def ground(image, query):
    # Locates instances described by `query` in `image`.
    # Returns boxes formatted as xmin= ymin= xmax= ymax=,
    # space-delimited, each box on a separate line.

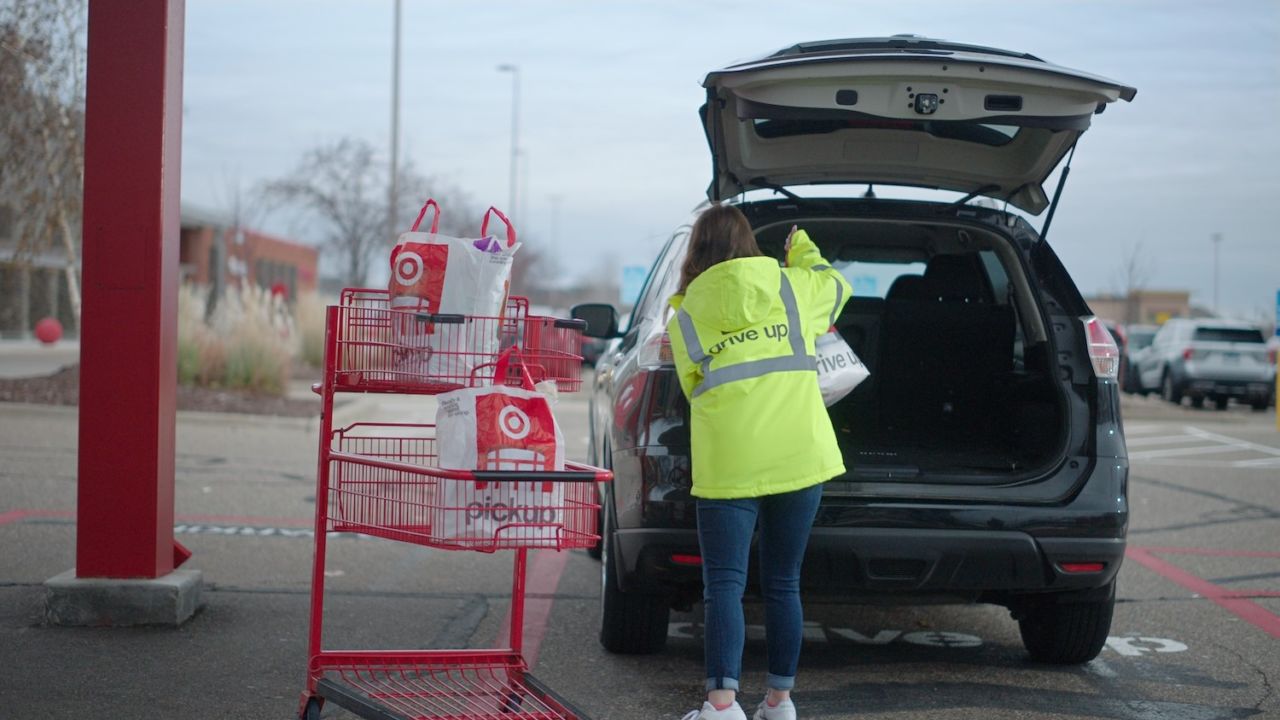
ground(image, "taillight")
xmin=1182 ymin=347 xmax=1195 ymax=361
xmin=1081 ymin=316 xmax=1119 ymax=379
xmin=1059 ymin=562 xmax=1105 ymax=574
xmin=638 ymin=330 xmax=674 ymax=368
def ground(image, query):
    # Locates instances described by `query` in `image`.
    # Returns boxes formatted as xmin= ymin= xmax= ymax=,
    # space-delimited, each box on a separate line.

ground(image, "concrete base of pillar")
xmin=44 ymin=568 xmax=204 ymax=627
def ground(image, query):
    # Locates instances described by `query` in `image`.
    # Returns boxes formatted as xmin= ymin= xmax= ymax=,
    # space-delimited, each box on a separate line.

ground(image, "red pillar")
xmin=77 ymin=0 xmax=185 ymax=578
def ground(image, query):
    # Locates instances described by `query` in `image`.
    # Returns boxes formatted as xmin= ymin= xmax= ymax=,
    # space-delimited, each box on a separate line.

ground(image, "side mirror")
xmin=571 ymin=303 xmax=621 ymax=339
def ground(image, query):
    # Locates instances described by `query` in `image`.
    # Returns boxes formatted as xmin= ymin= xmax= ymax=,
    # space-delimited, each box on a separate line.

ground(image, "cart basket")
xmin=331 ymin=289 xmax=585 ymax=394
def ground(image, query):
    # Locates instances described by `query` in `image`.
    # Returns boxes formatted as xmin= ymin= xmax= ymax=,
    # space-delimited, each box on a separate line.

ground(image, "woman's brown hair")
xmin=677 ymin=204 xmax=762 ymax=294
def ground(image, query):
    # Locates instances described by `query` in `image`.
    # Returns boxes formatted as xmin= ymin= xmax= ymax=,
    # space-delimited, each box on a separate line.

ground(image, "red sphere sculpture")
xmin=34 ymin=317 xmax=63 ymax=345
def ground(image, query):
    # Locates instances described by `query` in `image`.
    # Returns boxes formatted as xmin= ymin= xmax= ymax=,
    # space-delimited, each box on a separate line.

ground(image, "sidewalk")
xmin=0 ymin=387 xmax=593 ymax=719
xmin=0 ymin=339 xmax=80 ymax=379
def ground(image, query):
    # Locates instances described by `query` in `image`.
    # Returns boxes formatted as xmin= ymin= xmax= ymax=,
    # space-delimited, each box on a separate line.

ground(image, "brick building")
xmin=178 ymin=205 xmax=318 ymax=301
xmin=1085 ymin=289 xmax=1193 ymax=326
xmin=0 ymin=203 xmax=318 ymax=338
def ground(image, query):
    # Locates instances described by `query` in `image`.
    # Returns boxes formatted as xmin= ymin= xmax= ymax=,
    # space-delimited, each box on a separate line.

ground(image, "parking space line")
xmin=492 ymin=549 xmax=570 ymax=668
xmin=1126 ymin=546 xmax=1280 ymax=640
xmin=1125 ymin=434 xmax=1208 ymax=448
xmin=1183 ymin=426 xmax=1280 ymax=457
xmin=1128 ymin=444 xmax=1252 ymax=460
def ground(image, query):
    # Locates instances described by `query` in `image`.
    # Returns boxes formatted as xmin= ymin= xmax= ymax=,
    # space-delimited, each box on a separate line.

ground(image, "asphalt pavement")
xmin=1 ymin=385 xmax=1278 ymax=719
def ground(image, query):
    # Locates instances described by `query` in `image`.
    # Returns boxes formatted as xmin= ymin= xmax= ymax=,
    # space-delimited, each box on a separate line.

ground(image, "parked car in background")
xmin=1133 ymin=318 xmax=1275 ymax=410
xmin=1120 ymin=323 xmax=1157 ymax=394
xmin=574 ymin=35 xmax=1134 ymax=665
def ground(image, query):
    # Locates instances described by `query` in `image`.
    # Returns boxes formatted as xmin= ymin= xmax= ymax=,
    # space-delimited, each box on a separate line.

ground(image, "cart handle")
xmin=480 ymin=206 xmax=517 ymax=247
xmin=327 ymin=450 xmax=611 ymax=483
xmin=409 ymin=198 xmax=441 ymax=233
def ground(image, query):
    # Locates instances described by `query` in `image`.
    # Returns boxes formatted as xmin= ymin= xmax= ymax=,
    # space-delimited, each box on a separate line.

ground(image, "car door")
xmin=701 ymin=35 xmax=1135 ymax=213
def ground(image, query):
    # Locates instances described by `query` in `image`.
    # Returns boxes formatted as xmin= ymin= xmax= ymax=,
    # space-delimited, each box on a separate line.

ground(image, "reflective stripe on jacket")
xmin=666 ymin=230 xmax=852 ymax=499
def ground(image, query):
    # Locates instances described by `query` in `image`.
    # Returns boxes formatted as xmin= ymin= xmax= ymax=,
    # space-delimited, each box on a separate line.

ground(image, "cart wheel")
xmin=502 ymin=691 xmax=523 ymax=713
xmin=300 ymin=698 xmax=322 ymax=720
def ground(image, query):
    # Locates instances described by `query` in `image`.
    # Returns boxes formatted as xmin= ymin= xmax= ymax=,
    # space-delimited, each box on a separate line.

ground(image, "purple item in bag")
xmin=473 ymin=236 xmax=502 ymax=253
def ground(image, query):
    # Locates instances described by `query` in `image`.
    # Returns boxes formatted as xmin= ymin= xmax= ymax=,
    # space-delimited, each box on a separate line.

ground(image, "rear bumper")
xmin=1182 ymin=377 xmax=1273 ymax=400
xmin=614 ymin=527 xmax=1123 ymax=600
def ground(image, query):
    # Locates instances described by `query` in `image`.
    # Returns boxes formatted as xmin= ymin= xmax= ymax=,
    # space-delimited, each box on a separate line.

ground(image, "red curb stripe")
xmin=1136 ymin=545 xmax=1280 ymax=559
xmin=0 ymin=510 xmax=29 ymax=526
xmin=493 ymin=550 xmax=571 ymax=668
xmin=1126 ymin=547 xmax=1280 ymax=639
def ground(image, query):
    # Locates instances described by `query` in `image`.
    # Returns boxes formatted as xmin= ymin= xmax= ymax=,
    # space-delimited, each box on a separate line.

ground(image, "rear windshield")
xmin=1192 ymin=327 xmax=1265 ymax=344
xmin=833 ymin=260 xmax=927 ymax=298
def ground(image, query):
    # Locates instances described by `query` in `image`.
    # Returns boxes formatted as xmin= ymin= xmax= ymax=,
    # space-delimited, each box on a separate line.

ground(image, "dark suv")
xmin=573 ymin=36 xmax=1135 ymax=665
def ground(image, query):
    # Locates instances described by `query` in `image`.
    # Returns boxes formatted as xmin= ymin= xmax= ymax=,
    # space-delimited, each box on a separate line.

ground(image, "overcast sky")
xmin=180 ymin=0 xmax=1280 ymax=321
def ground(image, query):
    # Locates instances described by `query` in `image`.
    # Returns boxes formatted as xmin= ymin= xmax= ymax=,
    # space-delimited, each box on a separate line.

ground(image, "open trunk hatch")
xmin=703 ymin=36 xmax=1136 ymax=213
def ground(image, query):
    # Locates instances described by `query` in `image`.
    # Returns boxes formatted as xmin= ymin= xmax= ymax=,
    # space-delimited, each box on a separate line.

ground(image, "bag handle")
xmin=493 ymin=346 xmax=536 ymax=390
xmin=410 ymin=198 xmax=441 ymax=233
xmin=480 ymin=206 xmax=517 ymax=247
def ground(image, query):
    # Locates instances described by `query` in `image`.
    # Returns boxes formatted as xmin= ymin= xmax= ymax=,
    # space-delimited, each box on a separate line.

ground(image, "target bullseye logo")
xmin=394 ymin=250 xmax=424 ymax=286
xmin=498 ymin=405 xmax=531 ymax=440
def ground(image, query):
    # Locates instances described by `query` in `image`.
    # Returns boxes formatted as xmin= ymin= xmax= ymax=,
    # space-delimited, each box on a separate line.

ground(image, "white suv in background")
xmin=1134 ymin=318 xmax=1275 ymax=410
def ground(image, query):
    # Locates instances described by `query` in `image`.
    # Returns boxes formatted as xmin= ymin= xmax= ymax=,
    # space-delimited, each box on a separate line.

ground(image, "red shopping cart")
xmin=332 ymin=289 xmax=585 ymax=394
xmin=299 ymin=296 xmax=610 ymax=720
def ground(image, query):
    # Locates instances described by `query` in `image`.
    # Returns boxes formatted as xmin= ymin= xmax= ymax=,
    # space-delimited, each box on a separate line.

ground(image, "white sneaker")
xmin=753 ymin=698 xmax=797 ymax=720
xmin=681 ymin=701 xmax=748 ymax=720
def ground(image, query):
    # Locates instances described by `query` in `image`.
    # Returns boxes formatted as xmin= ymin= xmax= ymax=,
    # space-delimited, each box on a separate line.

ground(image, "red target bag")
xmin=435 ymin=349 xmax=565 ymax=473
xmin=388 ymin=199 xmax=519 ymax=317
xmin=434 ymin=350 xmax=566 ymax=545
xmin=387 ymin=200 xmax=520 ymax=383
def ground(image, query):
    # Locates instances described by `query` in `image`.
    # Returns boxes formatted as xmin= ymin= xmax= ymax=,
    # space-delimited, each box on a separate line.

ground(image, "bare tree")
xmin=0 ymin=0 xmax=87 ymax=326
xmin=1111 ymin=241 xmax=1156 ymax=324
xmin=261 ymin=137 xmax=480 ymax=287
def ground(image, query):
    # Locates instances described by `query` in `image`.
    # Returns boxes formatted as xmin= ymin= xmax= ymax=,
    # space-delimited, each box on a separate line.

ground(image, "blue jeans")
xmin=697 ymin=483 xmax=823 ymax=693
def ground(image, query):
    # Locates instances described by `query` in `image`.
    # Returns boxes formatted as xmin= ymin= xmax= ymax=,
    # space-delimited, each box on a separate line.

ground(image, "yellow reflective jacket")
xmin=666 ymin=230 xmax=852 ymax=499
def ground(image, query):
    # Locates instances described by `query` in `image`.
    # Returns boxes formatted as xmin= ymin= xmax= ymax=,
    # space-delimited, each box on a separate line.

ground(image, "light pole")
xmin=497 ymin=64 xmax=519 ymax=222
xmin=1212 ymin=232 xmax=1222 ymax=315
xmin=388 ymin=0 xmax=402 ymax=237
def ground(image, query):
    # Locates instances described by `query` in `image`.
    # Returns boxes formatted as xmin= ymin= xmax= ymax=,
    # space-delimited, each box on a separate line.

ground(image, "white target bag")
xmin=434 ymin=352 xmax=566 ymax=544
xmin=815 ymin=329 xmax=869 ymax=407
xmin=387 ymin=201 xmax=520 ymax=384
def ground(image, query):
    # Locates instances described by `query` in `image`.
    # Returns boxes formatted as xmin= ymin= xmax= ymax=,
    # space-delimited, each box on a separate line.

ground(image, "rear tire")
xmin=1018 ymin=582 xmax=1115 ymax=664
xmin=599 ymin=500 xmax=670 ymax=654
xmin=1161 ymin=371 xmax=1183 ymax=406
xmin=1252 ymin=398 xmax=1271 ymax=411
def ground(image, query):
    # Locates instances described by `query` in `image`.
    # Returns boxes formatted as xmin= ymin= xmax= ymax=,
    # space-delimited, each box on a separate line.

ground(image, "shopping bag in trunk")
xmin=387 ymin=201 xmax=520 ymax=384
xmin=815 ymin=329 xmax=869 ymax=407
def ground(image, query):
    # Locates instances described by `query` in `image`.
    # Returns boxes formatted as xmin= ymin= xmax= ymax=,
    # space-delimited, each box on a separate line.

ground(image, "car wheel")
xmin=1161 ymin=371 xmax=1183 ymax=406
xmin=599 ymin=497 xmax=670 ymax=654
xmin=1017 ymin=582 xmax=1115 ymax=664
xmin=1251 ymin=398 xmax=1271 ymax=411
xmin=1215 ymin=397 xmax=1229 ymax=411
xmin=1191 ymin=396 xmax=1205 ymax=409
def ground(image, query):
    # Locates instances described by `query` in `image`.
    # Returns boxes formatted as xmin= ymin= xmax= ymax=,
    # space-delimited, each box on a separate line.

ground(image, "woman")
xmin=667 ymin=204 xmax=851 ymax=720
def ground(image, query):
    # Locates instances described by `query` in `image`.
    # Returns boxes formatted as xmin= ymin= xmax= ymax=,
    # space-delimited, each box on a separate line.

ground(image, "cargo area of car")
xmin=754 ymin=213 xmax=1068 ymax=480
